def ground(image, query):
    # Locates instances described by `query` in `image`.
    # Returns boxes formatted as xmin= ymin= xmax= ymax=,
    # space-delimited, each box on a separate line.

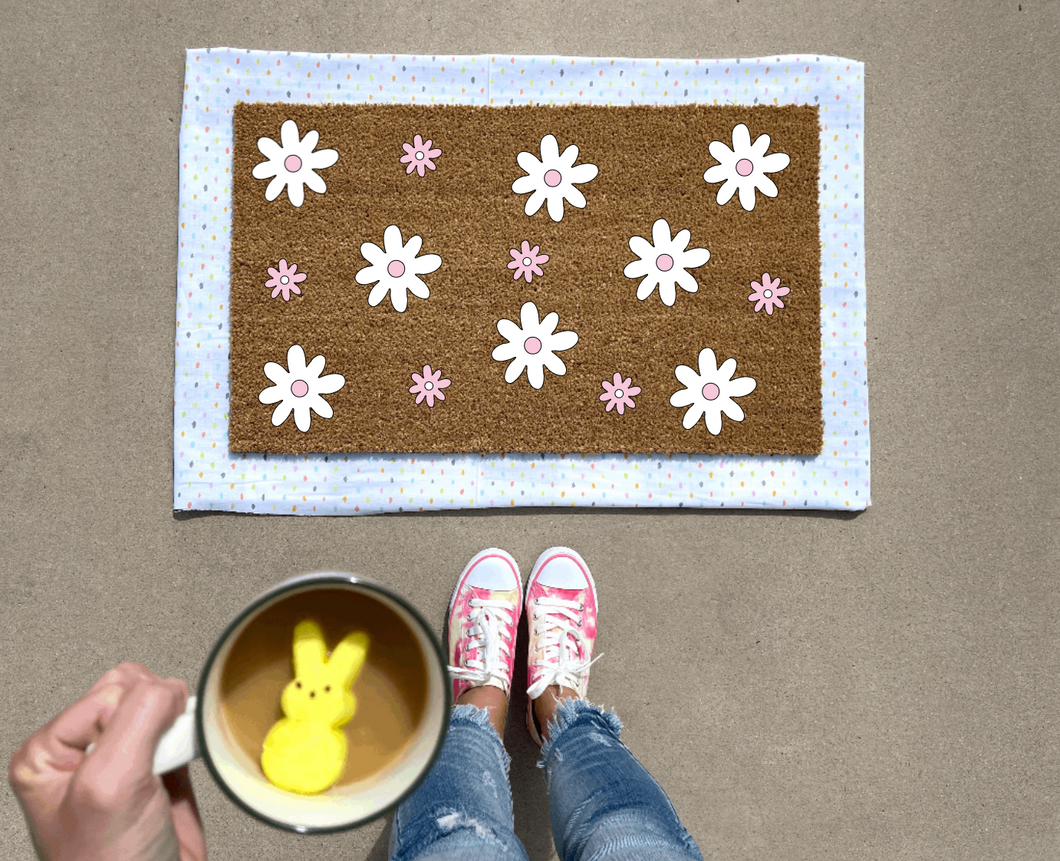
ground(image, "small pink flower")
xmin=508 ymin=241 xmax=549 ymax=283
xmin=409 ymin=364 xmax=451 ymax=407
xmin=748 ymin=272 xmax=790 ymax=315
xmin=400 ymin=134 xmax=442 ymax=177
xmin=265 ymin=259 xmax=307 ymax=301
xmin=600 ymin=373 xmax=641 ymax=415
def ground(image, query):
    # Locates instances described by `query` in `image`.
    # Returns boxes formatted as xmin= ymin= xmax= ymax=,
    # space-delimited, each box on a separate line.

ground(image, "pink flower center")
xmin=543 ymin=169 xmax=562 ymax=187
xmin=280 ymin=275 xmax=290 ymax=285
xmin=291 ymin=380 xmax=310 ymax=398
xmin=387 ymin=260 xmax=406 ymax=278
xmin=736 ymin=158 xmax=754 ymax=177
xmin=614 ymin=389 xmax=624 ymax=399
xmin=701 ymin=383 xmax=720 ymax=401
xmin=656 ymin=254 xmax=674 ymax=272
xmin=423 ymin=380 xmax=434 ymax=391
xmin=415 ymin=151 xmax=425 ymax=160
xmin=763 ymin=289 xmax=773 ymax=298
xmin=523 ymin=257 xmax=533 ymax=266
xmin=524 ymin=337 xmax=543 ymax=355
xmin=284 ymin=154 xmax=303 ymax=173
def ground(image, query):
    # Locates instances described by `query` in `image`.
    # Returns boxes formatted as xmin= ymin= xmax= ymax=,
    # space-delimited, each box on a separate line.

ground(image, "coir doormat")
xmin=227 ymin=102 xmax=823 ymax=455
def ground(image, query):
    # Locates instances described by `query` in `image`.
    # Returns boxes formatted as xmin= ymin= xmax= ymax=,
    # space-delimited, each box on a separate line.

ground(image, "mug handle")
xmin=85 ymin=696 xmax=199 ymax=776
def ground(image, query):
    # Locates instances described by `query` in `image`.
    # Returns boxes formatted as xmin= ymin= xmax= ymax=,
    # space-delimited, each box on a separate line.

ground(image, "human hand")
xmin=8 ymin=662 xmax=207 ymax=861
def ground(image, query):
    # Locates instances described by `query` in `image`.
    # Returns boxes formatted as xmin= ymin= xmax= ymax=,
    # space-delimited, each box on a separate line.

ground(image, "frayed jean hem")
xmin=450 ymin=703 xmax=512 ymax=779
xmin=388 ymin=704 xmax=522 ymax=860
xmin=392 ymin=700 xmax=703 ymax=860
xmin=536 ymin=698 xmax=624 ymax=771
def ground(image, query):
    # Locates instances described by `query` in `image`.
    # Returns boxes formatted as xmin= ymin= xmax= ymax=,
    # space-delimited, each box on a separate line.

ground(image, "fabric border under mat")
xmin=175 ymin=48 xmax=869 ymax=513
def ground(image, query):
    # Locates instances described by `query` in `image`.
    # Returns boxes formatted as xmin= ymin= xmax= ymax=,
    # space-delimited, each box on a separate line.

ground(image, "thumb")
xmin=86 ymin=679 xmax=187 ymax=787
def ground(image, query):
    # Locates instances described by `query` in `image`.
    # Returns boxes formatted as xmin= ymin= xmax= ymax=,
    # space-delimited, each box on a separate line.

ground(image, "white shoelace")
xmin=526 ymin=596 xmax=604 ymax=700
xmin=447 ymin=598 xmax=516 ymax=689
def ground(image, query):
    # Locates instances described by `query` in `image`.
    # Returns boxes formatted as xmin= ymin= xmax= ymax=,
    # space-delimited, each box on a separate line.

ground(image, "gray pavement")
xmin=2 ymin=2 xmax=1058 ymax=859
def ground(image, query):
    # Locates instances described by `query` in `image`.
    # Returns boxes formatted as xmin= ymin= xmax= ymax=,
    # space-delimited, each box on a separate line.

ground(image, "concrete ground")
xmin=2 ymin=2 xmax=1057 ymax=859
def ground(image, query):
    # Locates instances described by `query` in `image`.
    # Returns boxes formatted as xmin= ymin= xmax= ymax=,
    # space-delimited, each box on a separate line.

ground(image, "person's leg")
xmin=525 ymin=548 xmax=704 ymax=861
xmin=389 ymin=549 xmax=528 ymax=861
xmin=458 ymin=681 xmax=507 ymax=739
xmin=534 ymin=691 xmax=704 ymax=861
xmin=388 ymin=703 xmax=527 ymax=861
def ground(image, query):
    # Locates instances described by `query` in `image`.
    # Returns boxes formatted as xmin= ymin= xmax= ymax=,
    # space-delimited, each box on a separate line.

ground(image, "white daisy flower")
xmin=355 ymin=225 xmax=442 ymax=312
xmin=703 ymin=123 xmax=790 ymax=211
xmin=512 ymin=134 xmax=599 ymax=222
xmin=623 ymin=218 xmax=711 ymax=307
xmin=252 ymin=119 xmax=339 ymax=208
xmin=258 ymin=345 xmax=346 ymax=433
xmin=492 ymin=301 xmax=579 ymax=389
xmin=669 ymin=348 xmax=757 ymax=434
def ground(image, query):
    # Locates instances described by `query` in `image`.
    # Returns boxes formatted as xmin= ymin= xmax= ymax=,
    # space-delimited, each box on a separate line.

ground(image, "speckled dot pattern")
xmin=176 ymin=49 xmax=868 ymax=513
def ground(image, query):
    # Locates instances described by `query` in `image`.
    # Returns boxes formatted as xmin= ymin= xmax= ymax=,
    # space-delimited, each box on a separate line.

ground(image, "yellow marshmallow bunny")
xmin=261 ymin=619 xmax=370 ymax=795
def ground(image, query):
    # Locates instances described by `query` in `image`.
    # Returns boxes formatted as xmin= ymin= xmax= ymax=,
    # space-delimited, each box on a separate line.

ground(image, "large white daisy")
xmin=512 ymin=134 xmax=598 ymax=222
xmin=669 ymin=348 xmax=757 ymax=434
xmin=252 ymin=119 xmax=339 ymax=208
xmin=624 ymin=218 xmax=711 ymax=307
xmin=258 ymin=345 xmax=346 ymax=433
xmin=492 ymin=301 xmax=579 ymax=389
xmin=703 ymin=123 xmax=790 ymax=211
xmin=355 ymin=225 xmax=442 ymax=312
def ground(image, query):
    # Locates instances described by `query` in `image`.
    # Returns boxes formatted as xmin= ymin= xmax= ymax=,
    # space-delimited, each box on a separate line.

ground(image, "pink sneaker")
xmin=525 ymin=547 xmax=603 ymax=747
xmin=445 ymin=549 xmax=523 ymax=703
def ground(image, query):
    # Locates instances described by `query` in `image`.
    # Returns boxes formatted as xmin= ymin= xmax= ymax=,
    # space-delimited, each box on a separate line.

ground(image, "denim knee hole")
xmin=536 ymin=698 xmax=624 ymax=771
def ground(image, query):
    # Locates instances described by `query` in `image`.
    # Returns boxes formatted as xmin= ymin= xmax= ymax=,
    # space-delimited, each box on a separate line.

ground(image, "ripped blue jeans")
xmin=388 ymin=699 xmax=704 ymax=861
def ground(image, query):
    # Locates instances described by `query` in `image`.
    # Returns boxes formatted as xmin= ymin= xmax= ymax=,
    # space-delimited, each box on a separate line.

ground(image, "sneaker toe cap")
xmin=534 ymin=551 xmax=590 ymax=589
xmin=462 ymin=551 xmax=520 ymax=590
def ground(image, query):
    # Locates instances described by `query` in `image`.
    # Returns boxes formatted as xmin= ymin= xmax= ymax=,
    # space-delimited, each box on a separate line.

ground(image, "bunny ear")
xmin=327 ymin=631 xmax=370 ymax=688
xmin=292 ymin=619 xmax=327 ymax=677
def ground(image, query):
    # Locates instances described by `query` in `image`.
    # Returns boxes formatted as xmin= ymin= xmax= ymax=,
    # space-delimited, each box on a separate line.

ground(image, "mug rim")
xmin=195 ymin=572 xmax=452 ymax=834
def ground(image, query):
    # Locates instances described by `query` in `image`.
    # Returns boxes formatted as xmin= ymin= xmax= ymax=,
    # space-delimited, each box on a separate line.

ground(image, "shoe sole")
xmin=525 ymin=547 xmax=598 ymax=748
xmin=444 ymin=548 xmax=523 ymax=700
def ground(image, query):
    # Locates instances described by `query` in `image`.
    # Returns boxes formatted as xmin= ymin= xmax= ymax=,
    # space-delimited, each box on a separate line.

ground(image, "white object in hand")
xmin=85 ymin=696 xmax=199 ymax=776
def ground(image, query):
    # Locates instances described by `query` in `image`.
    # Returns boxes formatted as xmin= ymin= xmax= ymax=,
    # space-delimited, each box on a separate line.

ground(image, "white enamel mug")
xmin=88 ymin=572 xmax=451 ymax=834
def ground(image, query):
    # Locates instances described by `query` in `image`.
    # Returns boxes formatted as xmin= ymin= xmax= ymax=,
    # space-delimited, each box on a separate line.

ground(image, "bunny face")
xmin=279 ymin=619 xmax=369 ymax=726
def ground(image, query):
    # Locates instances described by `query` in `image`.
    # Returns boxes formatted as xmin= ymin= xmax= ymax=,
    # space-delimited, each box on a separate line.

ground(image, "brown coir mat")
xmin=227 ymin=102 xmax=822 ymax=455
